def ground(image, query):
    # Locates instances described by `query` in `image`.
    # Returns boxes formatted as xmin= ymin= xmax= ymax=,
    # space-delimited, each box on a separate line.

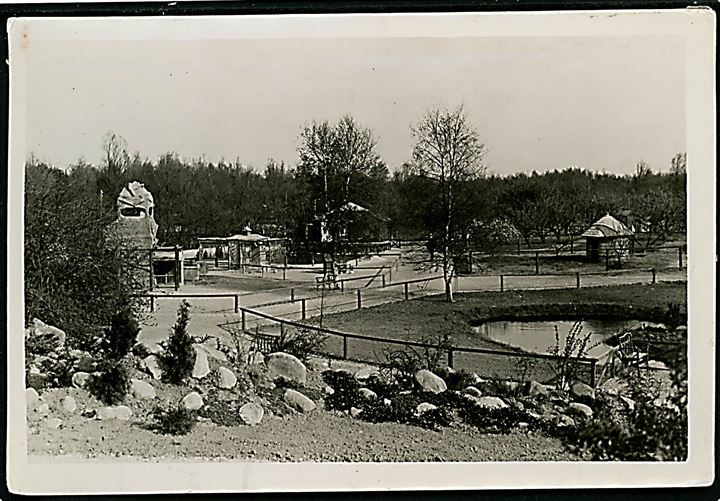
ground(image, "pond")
xmin=472 ymin=319 xmax=647 ymax=358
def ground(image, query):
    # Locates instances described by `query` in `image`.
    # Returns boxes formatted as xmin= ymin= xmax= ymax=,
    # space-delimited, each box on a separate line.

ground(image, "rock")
xmin=571 ymin=382 xmax=595 ymax=400
xmin=568 ymin=402 xmax=593 ymax=418
xmin=416 ymin=402 xmax=438 ymax=413
xmin=463 ymin=386 xmax=482 ymax=398
xmin=358 ymin=388 xmax=377 ymax=400
xmin=238 ymin=403 xmax=264 ymax=425
xmin=266 ymin=352 xmax=307 ymax=384
xmin=26 ymin=388 xmax=40 ymax=408
xmin=383 ymin=398 xmax=392 ymax=406
xmin=114 ymin=406 xmax=132 ymax=421
xmin=619 ymin=395 xmax=636 ymax=412
xmin=130 ymin=379 xmax=157 ymax=399
xmin=283 ymin=389 xmax=316 ymax=413
xmin=306 ymin=358 xmax=329 ymax=371
xmin=29 ymin=318 xmax=66 ymax=349
xmin=181 ymin=391 xmax=204 ymax=411
xmin=192 ymin=345 xmax=211 ymax=379
xmin=476 ymin=396 xmax=509 ymax=409
xmin=599 ymin=377 xmax=627 ymax=397
xmin=97 ymin=407 xmax=116 ymax=420
xmin=324 ymin=386 xmax=335 ymax=395
xmin=71 ymin=371 xmax=92 ymax=389
xmin=526 ymin=380 xmax=550 ymax=397
xmin=556 ymin=414 xmax=576 ymax=428
xmin=142 ymin=355 xmax=162 ymax=380
xmin=414 ymin=369 xmax=447 ymax=394
xmin=675 ymin=325 xmax=687 ymax=333
xmin=44 ymin=418 xmax=63 ymax=430
xmin=248 ymin=351 xmax=265 ymax=365
xmin=61 ymin=396 xmax=77 ymax=413
xmin=350 ymin=407 xmax=363 ymax=418
xmin=36 ymin=403 xmax=50 ymax=415
xmin=216 ymin=367 xmax=237 ymax=389
xmin=354 ymin=367 xmax=379 ymax=379
xmin=648 ymin=360 xmax=669 ymax=370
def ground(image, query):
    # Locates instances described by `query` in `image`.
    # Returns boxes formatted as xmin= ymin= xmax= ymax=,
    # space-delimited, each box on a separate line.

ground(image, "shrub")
xmin=272 ymin=326 xmax=327 ymax=362
xmin=161 ymin=301 xmax=196 ymax=385
xmin=152 ymin=405 xmax=197 ymax=435
xmin=322 ymin=370 xmax=364 ymax=412
xmin=413 ymin=406 xmax=454 ymax=430
xmin=435 ymin=368 xmax=475 ymax=392
xmin=88 ymin=358 xmax=131 ymax=405
xmin=380 ymin=334 xmax=452 ymax=390
xmin=546 ymin=321 xmax=594 ymax=390
xmin=361 ymin=393 xmax=420 ymax=425
xmin=104 ymin=306 xmax=140 ymax=360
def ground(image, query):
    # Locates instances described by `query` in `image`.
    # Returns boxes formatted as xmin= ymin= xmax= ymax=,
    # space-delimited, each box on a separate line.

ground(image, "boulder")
xmin=526 ymin=380 xmax=550 ymax=397
xmin=476 ymin=396 xmax=509 ymax=409
xmin=26 ymin=388 xmax=41 ymax=409
xmin=71 ymin=371 xmax=92 ymax=389
xmin=571 ymin=382 xmax=595 ymax=400
xmin=619 ymin=395 xmax=636 ymax=412
xmin=130 ymin=379 xmax=157 ymax=399
xmin=181 ymin=391 xmax=204 ymax=411
xmin=192 ymin=345 xmax=211 ymax=379
xmin=238 ymin=402 xmax=264 ymax=425
xmin=358 ymin=388 xmax=377 ymax=400
xmin=283 ymin=389 xmax=316 ymax=413
xmin=36 ymin=403 xmax=50 ymax=415
xmin=61 ymin=396 xmax=77 ymax=414
xmin=555 ymin=414 xmax=576 ymax=428
xmin=383 ymin=398 xmax=392 ymax=406
xmin=414 ymin=369 xmax=447 ymax=394
xmin=416 ymin=402 xmax=438 ymax=414
xmin=324 ymin=386 xmax=335 ymax=396
xmin=463 ymin=386 xmax=482 ymax=398
xmin=216 ymin=367 xmax=237 ymax=389
xmin=45 ymin=418 xmax=63 ymax=430
xmin=29 ymin=318 xmax=66 ymax=349
xmin=350 ymin=407 xmax=362 ymax=418
xmin=114 ymin=406 xmax=133 ymax=421
xmin=142 ymin=355 xmax=162 ymax=380
xmin=97 ymin=407 xmax=116 ymax=420
xmin=568 ymin=402 xmax=593 ymax=418
xmin=266 ymin=352 xmax=307 ymax=384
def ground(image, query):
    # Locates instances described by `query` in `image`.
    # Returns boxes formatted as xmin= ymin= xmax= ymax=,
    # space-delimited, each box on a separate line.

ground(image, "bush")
xmin=322 ymin=370 xmax=364 ymax=412
xmin=435 ymin=368 xmax=475 ymax=392
xmin=380 ymin=334 xmax=451 ymax=390
xmin=104 ymin=306 xmax=140 ymax=360
xmin=546 ymin=321 xmax=593 ymax=390
xmin=272 ymin=326 xmax=327 ymax=362
xmin=88 ymin=358 xmax=131 ymax=405
xmin=152 ymin=405 xmax=197 ymax=435
xmin=361 ymin=393 xmax=421 ymax=425
xmin=161 ymin=301 xmax=196 ymax=384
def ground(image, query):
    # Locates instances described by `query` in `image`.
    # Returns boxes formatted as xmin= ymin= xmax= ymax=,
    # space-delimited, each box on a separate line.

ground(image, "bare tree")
xmin=410 ymin=106 xmax=486 ymax=302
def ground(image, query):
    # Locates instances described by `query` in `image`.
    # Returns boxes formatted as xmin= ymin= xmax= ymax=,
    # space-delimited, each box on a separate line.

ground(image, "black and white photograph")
xmin=5 ymin=9 xmax=715 ymax=494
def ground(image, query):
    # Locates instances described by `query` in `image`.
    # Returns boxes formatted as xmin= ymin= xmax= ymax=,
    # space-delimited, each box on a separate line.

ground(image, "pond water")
xmin=472 ymin=319 xmax=646 ymax=358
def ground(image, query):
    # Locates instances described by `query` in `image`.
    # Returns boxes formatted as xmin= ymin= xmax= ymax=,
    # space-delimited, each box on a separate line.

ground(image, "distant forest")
xmin=25 ymin=125 xmax=686 ymax=253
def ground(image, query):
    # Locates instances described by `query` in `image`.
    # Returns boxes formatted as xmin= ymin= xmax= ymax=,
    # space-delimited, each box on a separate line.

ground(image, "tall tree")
xmin=410 ymin=105 xmax=486 ymax=301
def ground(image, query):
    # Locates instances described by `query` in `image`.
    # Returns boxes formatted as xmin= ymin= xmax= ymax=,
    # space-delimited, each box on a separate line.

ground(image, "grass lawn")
xmin=315 ymin=282 xmax=687 ymax=384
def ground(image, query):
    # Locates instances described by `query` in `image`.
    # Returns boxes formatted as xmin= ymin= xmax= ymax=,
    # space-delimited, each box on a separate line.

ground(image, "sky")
xmin=24 ymin=34 xmax=686 ymax=176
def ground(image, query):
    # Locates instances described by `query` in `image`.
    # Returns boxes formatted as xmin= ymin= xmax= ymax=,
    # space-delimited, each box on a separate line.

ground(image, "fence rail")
xmin=220 ymin=306 xmax=600 ymax=387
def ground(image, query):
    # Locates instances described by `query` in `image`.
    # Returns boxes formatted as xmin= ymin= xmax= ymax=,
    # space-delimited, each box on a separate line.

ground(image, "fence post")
xmin=605 ymin=249 xmax=609 ymax=272
xmin=382 ymin=273 xmax=386 ymax=287
xmin=535 ymin=252 xmax=539 ymax=275
xmin=651 ymin=268 xmax=656 ymax=284
xmin=678 ymin=246 xmax=683 ymax=269
xmin=290 ymin=288 xmax=295 ymax=303
xmin=280 ymin=321 xmax=285 ymax=339
xmin=283 ymin=266 xmax=286 ymax=280
xmin=500 ymin=275 xmax=504 ymax=292
xmin=404 ymin=282 xmax=409 ymax=300
xmin=150 ymin=295 xmax=155 ymax=313
xmin=357 ymin=289 xmax=362 ymax=309
xmin=590 ymin=359 xmax=597 ymax=388
xmin=389 ymin=267 xmax=392 ymax=283
xmin=241 ymin=310 xmax=246 ymax=331
xmin=174 ymin=246 xmax=180 ymax=291
xmin=343 ymin=335 xmax=348 ymax=360
xmin=234 ymin=295 xmax=239 ymax=313
xmin=301 ymin=299 xmax=306 ymax=320
xmin=576 ymin=272 xmax=580 ymax=289
xmin=340 ymin=280 xmax=345 ymax=292
xmin=261 ymin=266 xmax=265 ymax=278
xmin=447 ymin=348 xmax=454 ymax=369
xmin=149 ymin=249 xmax=154 ymax=291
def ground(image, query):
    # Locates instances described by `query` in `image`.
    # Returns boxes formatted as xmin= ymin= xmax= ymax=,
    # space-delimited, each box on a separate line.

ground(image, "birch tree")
xmin=411 ymin=106 xmax=486 ymax=302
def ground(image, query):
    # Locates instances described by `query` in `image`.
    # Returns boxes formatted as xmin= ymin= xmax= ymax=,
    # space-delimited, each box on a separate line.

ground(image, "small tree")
xmin=104 ymin=306 xmax=140 ymax=360
xmin=161 ymin=301 xmax=196 ymax=384
xmin=410 ymin=105 xmax=486 ymax=301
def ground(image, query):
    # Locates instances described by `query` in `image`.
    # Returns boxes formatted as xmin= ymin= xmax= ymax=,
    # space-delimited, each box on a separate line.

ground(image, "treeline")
xmin=27 ymin=126 xmax=686 ymax=253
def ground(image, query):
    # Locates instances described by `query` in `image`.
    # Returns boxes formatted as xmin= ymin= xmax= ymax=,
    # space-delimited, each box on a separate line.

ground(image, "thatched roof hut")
xmin=582 ymin=214 xmax=633 ymax=263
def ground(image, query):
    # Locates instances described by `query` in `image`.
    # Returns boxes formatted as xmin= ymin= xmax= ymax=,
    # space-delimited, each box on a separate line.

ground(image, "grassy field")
xmin=314 ymin=282 xmax=687 ymax=384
